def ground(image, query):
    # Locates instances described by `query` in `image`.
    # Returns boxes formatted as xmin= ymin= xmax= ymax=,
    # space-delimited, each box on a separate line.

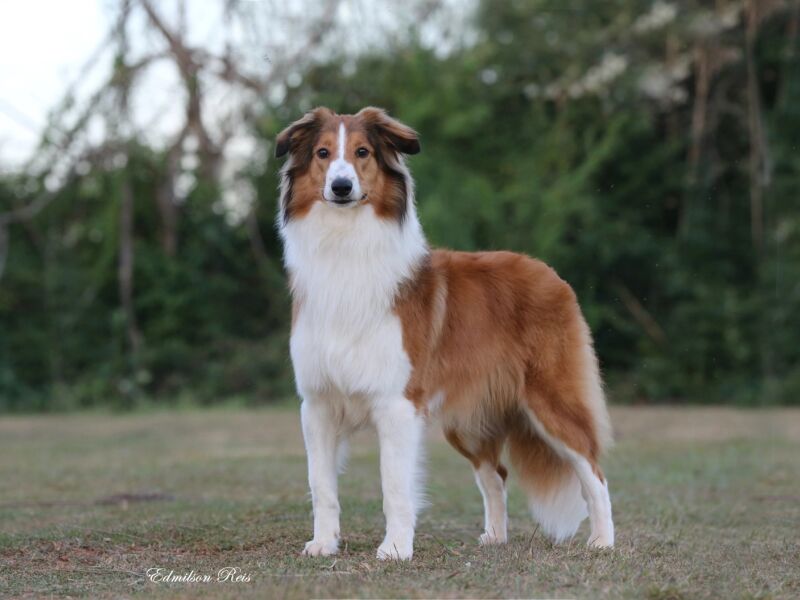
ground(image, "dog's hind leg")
xmin=445 ymin=430 xmax=508 ymax=545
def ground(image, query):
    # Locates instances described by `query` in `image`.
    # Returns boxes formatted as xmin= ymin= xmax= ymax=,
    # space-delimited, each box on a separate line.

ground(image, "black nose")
xmin=331 ymin=178 xmax=353 ymax=198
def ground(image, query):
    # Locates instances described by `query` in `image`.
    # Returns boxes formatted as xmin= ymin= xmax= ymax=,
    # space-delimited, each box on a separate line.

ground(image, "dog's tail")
xmin=508 ymin=428 xmax=588 ymax=542
xmin=509 ymin=325 xmax=612 ymax=543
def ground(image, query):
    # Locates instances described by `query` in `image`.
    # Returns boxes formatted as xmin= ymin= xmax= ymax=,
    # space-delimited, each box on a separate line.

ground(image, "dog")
xmin=275 ymin=107 xmax=614 ymax=560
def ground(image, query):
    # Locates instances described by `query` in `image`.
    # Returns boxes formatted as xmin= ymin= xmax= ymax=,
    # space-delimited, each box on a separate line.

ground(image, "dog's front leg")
xmin=373 ymin=398 xmax=424 ymax=561
xmin=300 ymin=398 xmax=341 ymax=557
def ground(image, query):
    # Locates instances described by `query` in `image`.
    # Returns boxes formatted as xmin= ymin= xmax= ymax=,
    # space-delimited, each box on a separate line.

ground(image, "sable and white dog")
xmin=276 ymin=107 xmax=614 ymax=561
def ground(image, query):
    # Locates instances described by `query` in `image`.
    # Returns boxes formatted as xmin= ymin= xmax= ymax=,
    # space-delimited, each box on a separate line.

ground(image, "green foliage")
xmin=0 ymin=146 xmax=293 ymax=411
xmin=1 ymin=1 xmax=799 ymax=409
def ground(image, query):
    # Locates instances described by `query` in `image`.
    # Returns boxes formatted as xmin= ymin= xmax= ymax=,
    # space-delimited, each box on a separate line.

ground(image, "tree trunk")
xmin=119 ymin=175 xmax=143 ymax=356
xmin=745 ymin=0 xmax=770 ymax=256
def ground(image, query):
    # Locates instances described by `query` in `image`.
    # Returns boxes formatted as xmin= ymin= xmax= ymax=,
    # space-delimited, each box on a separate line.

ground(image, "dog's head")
xmin=275 ymin=107 xmax=420 ymax=224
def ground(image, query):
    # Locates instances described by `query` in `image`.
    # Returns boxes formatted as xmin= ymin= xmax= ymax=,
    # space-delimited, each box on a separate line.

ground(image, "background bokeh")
xmin=1 ymin=0 xmax=798 ymax=411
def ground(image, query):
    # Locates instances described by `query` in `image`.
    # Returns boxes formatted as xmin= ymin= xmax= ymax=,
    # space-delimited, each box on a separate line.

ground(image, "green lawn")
xmin=1 ymin=406 xmax=798 ymax=599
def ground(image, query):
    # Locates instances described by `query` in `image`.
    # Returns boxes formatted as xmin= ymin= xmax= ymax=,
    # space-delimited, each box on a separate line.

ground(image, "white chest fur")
xmin=281 ymin=202 xmax=428 ymax=399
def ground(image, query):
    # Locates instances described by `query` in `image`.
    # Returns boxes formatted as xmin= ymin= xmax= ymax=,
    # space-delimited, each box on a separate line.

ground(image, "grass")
xmin=1 ymin=405 xmax=798 ymax=599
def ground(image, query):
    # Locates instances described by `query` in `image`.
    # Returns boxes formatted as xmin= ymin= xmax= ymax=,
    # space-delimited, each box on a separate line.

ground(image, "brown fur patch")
xmin=444 ymin=428 xmax=508 ymax=480
xmin=276 ymin=107 xmax=337 ymax=222
xmin=394 ymin=250 xmax=609 ymax=478
xmin=507 ymin=423 xmax=573 ymax=493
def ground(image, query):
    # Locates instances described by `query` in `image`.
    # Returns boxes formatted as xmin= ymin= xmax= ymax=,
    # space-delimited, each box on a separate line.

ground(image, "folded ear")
xmin=357 ymin=107 xmax=421 ymax=155
xmin=275 ymin=107 xmax=333 ymax=158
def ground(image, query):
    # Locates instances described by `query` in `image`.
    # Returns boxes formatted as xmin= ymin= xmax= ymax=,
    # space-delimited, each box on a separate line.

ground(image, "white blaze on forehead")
xmin=337 ymin=122 xmax=346 ymax=160
xmin=323 ymin=120 xmax=361 ymax=202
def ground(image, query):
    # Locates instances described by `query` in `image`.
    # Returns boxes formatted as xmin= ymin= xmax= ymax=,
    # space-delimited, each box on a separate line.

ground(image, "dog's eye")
xmin=356 ymin=147 xmax=369 ymax=158
xmin=316 ymin=148 xmax=329 ymax=159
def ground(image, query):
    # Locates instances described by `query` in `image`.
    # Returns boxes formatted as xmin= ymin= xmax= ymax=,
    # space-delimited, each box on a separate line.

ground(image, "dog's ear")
xmin=357 ymin=107 xmax=421 ymax=155
xmin=275 ymin=107 xmax=333 ymax=158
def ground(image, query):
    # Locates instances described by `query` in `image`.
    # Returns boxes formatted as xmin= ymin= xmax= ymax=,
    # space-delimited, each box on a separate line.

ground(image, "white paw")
xmin=376 ymin=538 xmax=413 ymax=561
xmin=588 ymin=534 xmax=614 ymax=548
xmin=302 ymin=538 xmax=339 ymax=557
xmin=479 ymin=531 xmax=507 ymax=546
